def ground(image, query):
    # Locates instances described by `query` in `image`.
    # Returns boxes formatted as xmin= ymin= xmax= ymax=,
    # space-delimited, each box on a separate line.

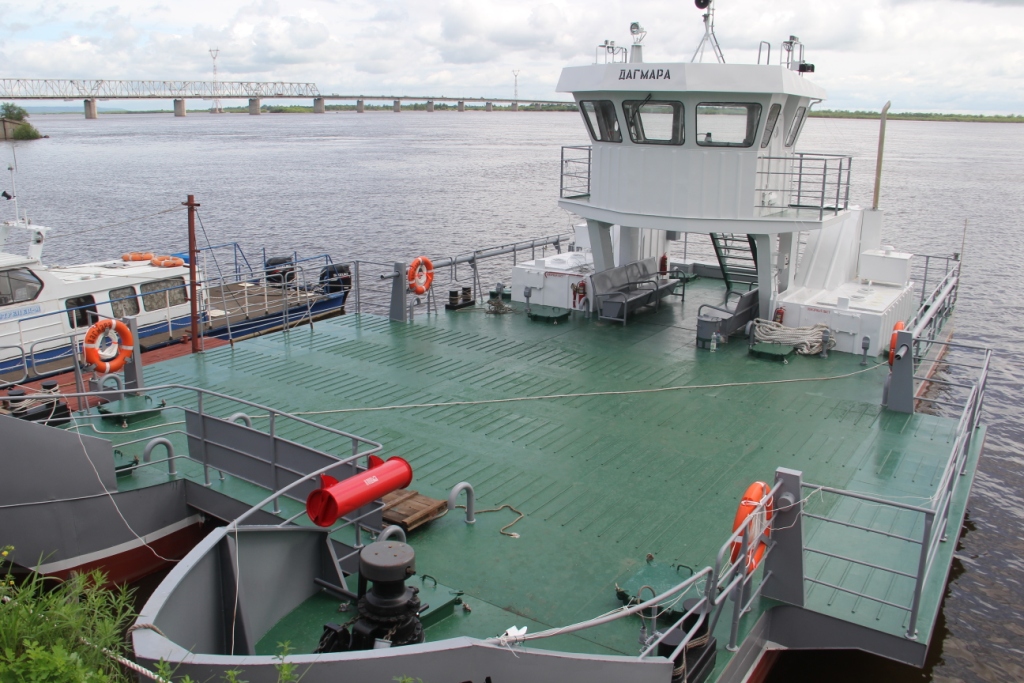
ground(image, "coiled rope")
xmin=752 ymin=318 xmax=837 ymax=356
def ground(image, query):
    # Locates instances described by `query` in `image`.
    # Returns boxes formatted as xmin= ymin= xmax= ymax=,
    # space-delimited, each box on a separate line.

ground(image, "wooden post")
xmin=183 ymin=195 xmax=201 ymax=353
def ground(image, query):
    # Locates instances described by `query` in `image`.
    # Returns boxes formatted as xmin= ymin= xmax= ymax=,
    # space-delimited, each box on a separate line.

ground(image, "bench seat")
xmin=591 ymin=258 xmax=681 ymax=324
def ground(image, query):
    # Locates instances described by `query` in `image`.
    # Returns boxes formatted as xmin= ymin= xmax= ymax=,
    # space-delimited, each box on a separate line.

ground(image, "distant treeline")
xmin=810 ymin=109 xmax=1024 ymax=123
xmin=99 ymin=103 xmax=579 ymax=114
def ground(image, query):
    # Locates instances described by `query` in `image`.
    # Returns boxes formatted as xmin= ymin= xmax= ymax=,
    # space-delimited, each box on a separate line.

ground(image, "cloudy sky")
xmin=1 ymin=0 xmax=1021 ymax=113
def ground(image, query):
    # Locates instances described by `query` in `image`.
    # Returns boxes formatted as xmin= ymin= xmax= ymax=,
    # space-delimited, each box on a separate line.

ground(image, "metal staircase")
xmin=710 ymin=233 xmax=759 ymax=292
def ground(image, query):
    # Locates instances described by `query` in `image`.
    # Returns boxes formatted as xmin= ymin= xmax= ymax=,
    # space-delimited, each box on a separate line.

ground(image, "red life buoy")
xmin=407 ymin=256 xmax=434 ymax=295
xmin=889 ymin=321 xmax=905 ymax=366
xmin=730 ymin=481 xmax=773 ymax=574
xmin=151 ymin=255 xmax=185 ymax=268
xmin=83 ymin=319 xmax=134 ymax=374
xmin=122 ymin=252 xmax=155 ymax=262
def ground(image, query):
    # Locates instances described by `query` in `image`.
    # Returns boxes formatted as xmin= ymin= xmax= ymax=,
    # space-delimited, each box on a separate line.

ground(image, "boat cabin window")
xmin=140 ymin=277 xmax=187 ymax=312
xmin=761 ymin=103 xmax=782 ymax=148
xmin=0 ymin=268 xmax=43 ymax=306
xmin=785 ymin=106 xmax=807 ymax=147
xmin=696 ymin=103 xmax=762 ymax=148
xmin=65 ymin=295 xmax=98 ymax=328
xmin=579 ymin=101 xmax=622 ymax=142
xmin=622 ymin=100 xmax=684 ymax=145
xmin=109 ymin=286 xmax=140 ymax=318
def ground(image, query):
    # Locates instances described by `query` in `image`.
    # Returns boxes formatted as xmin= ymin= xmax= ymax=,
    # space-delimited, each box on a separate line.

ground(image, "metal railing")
xmin=910 ymin=254 xmax=959 ymax=312
xmin=802 ymin=336 xmax=989 ymax=639
xmin=756 ymin=152 xmax=853 ymax=219
xmin=561 ymin=145 xmax=592 ymax=199
xmin=484 ymin=480 xmax=783 ymax=661
xmin=347 ymin=233 xmax=570 ymax=318
xmin=59 ymin=383 xmax=382 ymax=519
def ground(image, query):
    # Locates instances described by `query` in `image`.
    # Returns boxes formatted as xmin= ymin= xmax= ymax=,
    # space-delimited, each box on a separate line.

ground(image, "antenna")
xmin=512 ymin=70 xmax=520 ymax=101
xmin=691 ymin=0 xmax=725 ymax=64
xmin=210 ymin=48 xmax=222 ymax=113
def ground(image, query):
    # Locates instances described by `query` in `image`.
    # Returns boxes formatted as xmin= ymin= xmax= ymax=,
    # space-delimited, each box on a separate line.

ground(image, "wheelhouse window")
xmin=761 ymin=103 xmax=782 ymax=148
xmin=0 ymin=268 xmax=43 ymax=305
xmin=109 ymin=286 xmax=140 ymax=318
xmin=622 ymin=99 xmax=684 ymax=145
xmin=696 ymin=103 xmax=763 ymax=148
xmin=65 ymin=295 xmax=97 ymax=328
xmin=785 ymin=106 xmax=808 ymax=147
xmin=579 ymin=100 xmax=622 ymax=142
xmin=140 ymin=277 xmax=188 ymax=312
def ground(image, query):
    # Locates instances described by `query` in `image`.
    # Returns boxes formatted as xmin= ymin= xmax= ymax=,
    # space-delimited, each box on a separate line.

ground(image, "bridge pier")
xmin=485 ymin=102 xmax=493 ymax=112
xmin=458 ymin=100 xmax=465 ymax=112
xmin=249 ymin=98 xmax=261 ymax=115
xmin=84 ymin=98 xmax=98 ymax=119
xmin=393 ymin=99 xmax=401 ymax=113
xmin=426 ymin=100 xmax=434 ymax=112
xmin=313 ymin=97 xmax=325 ymax=113
xmin=173 ymin=99 xmax=186 ymax=117
xmin=356 ymin=99 xmax=364 ymax=113
xmin=511 ymin=102 xmax=518 ymax=112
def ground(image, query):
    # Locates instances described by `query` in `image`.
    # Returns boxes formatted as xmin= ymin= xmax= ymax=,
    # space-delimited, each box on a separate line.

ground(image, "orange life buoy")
xmin=888 ymin=321 xmax=905 ymax=366
xmin=407 ymin=256 xmax=434 ymax=295
xmin=83 ymin=319 xmax=135 ymax=374
xmin=150 ymin=255 xmax=185 ymax=268
xmin=122 ymin=252 xmax=155 ymax=262
xmin=730 ymin=481 xmax=774 ymax=574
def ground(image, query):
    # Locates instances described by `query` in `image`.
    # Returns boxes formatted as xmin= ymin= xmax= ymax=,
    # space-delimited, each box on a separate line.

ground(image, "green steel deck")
xmin=107 ymin=278 xmax=972 ymax=675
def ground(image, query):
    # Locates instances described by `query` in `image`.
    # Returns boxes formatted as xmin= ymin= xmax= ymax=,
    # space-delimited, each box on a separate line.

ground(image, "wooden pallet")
xmin=382 ymin=489 xmax=447 ymax=532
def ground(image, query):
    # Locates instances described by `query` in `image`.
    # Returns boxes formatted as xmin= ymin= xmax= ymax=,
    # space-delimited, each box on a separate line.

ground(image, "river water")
xmin=6 ymin=110 xmax=1024 ymax=682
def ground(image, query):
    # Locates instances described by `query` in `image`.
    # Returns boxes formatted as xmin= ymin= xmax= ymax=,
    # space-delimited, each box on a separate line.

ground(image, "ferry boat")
xmin=0 ymin=210 xmax=352 ymax=389
xmin=0 ymin=8 xmax=985 ymax=683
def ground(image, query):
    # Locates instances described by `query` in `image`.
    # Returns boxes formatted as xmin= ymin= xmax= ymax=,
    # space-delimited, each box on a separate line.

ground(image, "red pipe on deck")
xmin=306 ymin=457 xmax=412 ymax=527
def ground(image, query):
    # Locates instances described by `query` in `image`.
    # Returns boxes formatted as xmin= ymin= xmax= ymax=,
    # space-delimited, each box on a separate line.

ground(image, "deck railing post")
xmin=906 ymin=512 xmax=933 ymax=640
xmin=886 ymin=329 xmax=916 ymax=414
xmin=762 ymin=467 xmax=805 ymax=607
xmin=921 ymin=256 xmax=930 ymax=306
xmin=796 ymin=154 xmax=804 ymax=206
xmin=71 ymin=334 xmax=86 ymax=399
xmin=388 ymin=262 xmax=407 ymax=323
xmin=353 ymin=261 xmax=361 ymax=315
xmin=727 ymin=532 xmax=749 ymax=650
xmin=198 ymin=392 xmax=211 ymax=486
xmin=269 ymin=411 xmax=280 ymax=514
xmin=818 ymin=160 xmax=827 ymax=220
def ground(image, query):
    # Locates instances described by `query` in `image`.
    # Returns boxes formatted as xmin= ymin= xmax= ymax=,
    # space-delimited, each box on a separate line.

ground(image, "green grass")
xmin=0 ymin=545 xmax=136 ymax=682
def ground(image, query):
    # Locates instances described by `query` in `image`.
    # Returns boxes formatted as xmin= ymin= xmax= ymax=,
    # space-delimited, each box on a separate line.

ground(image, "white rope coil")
xmin=752 ymin=318 xmax=837 ymax=356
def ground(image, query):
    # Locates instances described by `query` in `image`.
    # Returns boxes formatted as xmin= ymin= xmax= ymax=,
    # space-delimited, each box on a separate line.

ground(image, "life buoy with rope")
xmin=407 ymin=256 xmax=434 ymax=295
xmin=150 ymin=255 xmax=185 ymax=268
xmin=888 ymin=321 xmax=905 ymax=366
xmin=730 ymin=481 xmax=773 ymax=574
xmin=83 ymin=319 xmax=134 ymax=374
xmin=122 ymin=252 xmax=154 ymax=262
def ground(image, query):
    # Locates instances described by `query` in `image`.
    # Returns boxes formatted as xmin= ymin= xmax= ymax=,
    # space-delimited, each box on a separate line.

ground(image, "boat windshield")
xmin=761 ymin=103 xmax=782 ymax=148
xmin=696 ymin=103 xmax=762 ymax=148
xmin=622 ymin=100 xmax=684 ymax=145
xmin=786 ymin=106 xmax=808 ymax=147
xmin=0 ymin=268 xmax=43 ymax=306
xmin=579 ymin=100 xmax=622 ymax=143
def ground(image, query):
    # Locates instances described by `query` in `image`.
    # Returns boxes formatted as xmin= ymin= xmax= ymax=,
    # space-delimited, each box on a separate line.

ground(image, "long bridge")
xmin=0 ymin=79 xmax=573 ymax=118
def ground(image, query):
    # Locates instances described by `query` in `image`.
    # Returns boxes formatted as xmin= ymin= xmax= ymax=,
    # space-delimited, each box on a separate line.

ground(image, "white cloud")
xmin=0 ymin=0 xmax=1021 ymax=112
